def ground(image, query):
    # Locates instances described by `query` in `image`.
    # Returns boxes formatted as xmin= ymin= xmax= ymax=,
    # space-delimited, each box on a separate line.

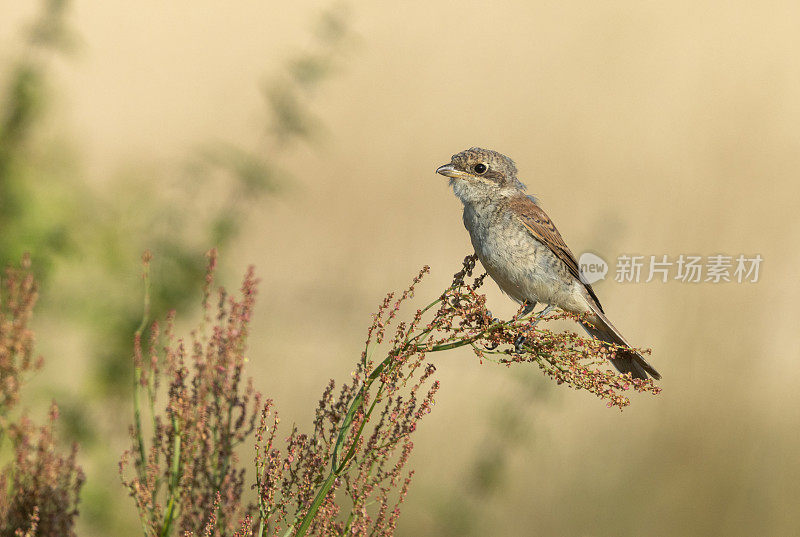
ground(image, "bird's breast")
xmin=462 ymin=203 xmax=580 ymax=309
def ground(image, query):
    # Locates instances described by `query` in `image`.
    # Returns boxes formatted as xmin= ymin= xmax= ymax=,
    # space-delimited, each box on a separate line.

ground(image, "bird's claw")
xmin=538 ymin=304 xmax=555 ymax=320
xmin=514 ymin=335 xmax=527 ymax=352
xmin=519 ymin=300 xmax=537 ymax=318
xmin=483 ymin=309 xmax=501 ymax=327
xmin=486 ymin=309 xmax=499 ymax=322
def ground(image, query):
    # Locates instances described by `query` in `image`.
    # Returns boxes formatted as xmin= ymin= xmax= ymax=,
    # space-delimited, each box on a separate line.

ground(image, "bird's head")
xmin=436 ymin=147 xmax=526 ymax=204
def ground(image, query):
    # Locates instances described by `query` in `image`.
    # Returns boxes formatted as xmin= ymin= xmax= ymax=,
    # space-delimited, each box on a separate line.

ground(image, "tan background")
xmin=2 ymin=1 xmax=799 ymax=535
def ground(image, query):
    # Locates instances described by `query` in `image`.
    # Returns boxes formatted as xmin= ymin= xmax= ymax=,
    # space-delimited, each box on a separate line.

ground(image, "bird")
xmin=436 ymin=147 xmax=660 ymax=380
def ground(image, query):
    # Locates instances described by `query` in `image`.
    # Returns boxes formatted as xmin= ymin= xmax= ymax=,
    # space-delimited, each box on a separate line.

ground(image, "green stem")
xmin=331 ymin=388 xmax=365 ymax=470
xmin=291 ymin=314 xmax=502 ymax=535
xmin=419 ymin=328 xmax=495 ymax=352
xmin=337 ymin=386 xmax=383 ymax=472
xmin=294 ymin=471 xmax=336 ymax=536
xmin=160 ymin=416 xmax=182 ymax=537
xmin=295 ymin=356 xmax=395 ymax=537
xmin=341 ymin=509 xmax=356 ymax=535
xmin=132 ymin=256 xmax=151 ymax=483
xmin=132 ymin=366 xmax=147 ymax=480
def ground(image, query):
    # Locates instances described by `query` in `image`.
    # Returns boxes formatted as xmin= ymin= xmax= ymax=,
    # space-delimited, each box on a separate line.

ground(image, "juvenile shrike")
xmin=437 ymin=147 xmax=660 ymax=380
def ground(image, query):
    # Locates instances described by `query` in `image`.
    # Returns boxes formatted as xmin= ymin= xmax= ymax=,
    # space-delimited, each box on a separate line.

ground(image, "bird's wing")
xmin=508 ymin=194 xmax=604 ymax=313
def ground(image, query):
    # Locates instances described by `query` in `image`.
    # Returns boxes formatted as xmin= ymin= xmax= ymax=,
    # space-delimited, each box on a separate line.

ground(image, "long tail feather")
xmin=580 ymin=304 xmax=661 ymax=381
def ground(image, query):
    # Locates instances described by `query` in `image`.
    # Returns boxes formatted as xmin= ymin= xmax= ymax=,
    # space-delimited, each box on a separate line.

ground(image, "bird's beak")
xmin=436 ymin=164 xmax=468 ymax=179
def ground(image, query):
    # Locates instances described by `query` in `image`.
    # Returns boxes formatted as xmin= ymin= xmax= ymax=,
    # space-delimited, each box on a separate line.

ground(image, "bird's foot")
xmin=518 ymin=300 xmax=537 ymax=319
xmin=514 ymin=305 xmax=555 ymax=352
xmin=531 ymin=305 xmax=555 ymax=326
xmin=484 ymin=309 xmax=501 ymax=326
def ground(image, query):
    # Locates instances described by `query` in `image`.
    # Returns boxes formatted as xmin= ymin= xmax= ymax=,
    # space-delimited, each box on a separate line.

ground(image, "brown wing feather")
xmin=508 ymin=195 xmax=604 ymax=313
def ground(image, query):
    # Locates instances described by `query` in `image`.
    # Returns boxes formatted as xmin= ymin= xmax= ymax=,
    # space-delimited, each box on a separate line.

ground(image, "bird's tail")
xmin=580 ymin=304 xmax=661 ymax=381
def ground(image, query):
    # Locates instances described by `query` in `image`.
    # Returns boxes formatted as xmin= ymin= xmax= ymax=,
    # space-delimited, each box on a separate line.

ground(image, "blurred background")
xmin=2 ymin=0 xmax=799 ymax=535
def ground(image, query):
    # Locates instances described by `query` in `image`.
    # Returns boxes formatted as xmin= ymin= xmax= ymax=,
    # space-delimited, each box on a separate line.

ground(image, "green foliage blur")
xmin=0 ymin=1 xmax=352 ymax=535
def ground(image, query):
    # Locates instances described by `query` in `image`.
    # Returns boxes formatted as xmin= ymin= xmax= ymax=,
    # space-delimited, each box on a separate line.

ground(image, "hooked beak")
xmin=436 ymin=164 xmax=469 ymax=179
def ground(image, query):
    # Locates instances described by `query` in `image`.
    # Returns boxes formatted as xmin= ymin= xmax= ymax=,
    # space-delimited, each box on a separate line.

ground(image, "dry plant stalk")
xmin=121 ymin=252 xmax=660 ymax=537
xmin=120 ymin=250 xmax=262 ymax=537
xmin=0 ymin=257 xmax=41 ymax=431
xmin=441 ymin=255 xmax=662 ymax=410
xmin=0 ymin=258 xmax=84 ymax=537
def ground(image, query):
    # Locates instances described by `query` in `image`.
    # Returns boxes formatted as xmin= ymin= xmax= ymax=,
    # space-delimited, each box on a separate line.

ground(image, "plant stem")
xmin=295 ymin=355 xmax=394 ymax=537
xmin=290 ymin=303 xmax=499 ymax=535
xmin=133 ymin=255 xmax=151 ymax=484
xmin=293 ymin=471 xmax=336 ymax=536
xmin=160 ymin=415 xmax=182 ymax=537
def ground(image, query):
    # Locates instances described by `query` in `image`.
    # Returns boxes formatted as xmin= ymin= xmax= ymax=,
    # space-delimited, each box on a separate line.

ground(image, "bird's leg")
xmin=484 ymin=309 xmax=500 ymax=325
xmin=519 ymin=300 xmax=537 ymax=319
xmin=481 ymin=308 xmax=502 ymax=350
xmin=531 ymin=304 xmax=554 ymax=326
xmin=487 ymin=302 xmax=534 ymax=351
xmin=514 ymin=304 xmax=555 ymax=352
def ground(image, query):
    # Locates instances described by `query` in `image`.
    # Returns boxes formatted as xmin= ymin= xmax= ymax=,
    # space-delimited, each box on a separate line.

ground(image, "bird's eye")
xmin=474 ymin=163 xmax=487 ymax=174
